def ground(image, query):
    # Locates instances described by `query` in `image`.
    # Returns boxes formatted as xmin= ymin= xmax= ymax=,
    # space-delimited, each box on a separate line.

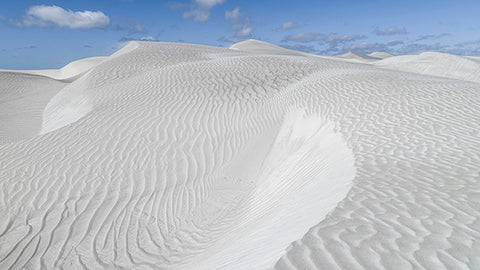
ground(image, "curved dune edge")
xmin=0 ymin=72 xmax=67 ymax=145
xmin=188 ymin=111 xmax=355 ymax=269
xmin=0 ymin=56 xmax=107 ymax=140
xmin=39 ymin=42 xmax=142 ymax=134
xmin=40 ymin=75 xmax=94 ymax=134
xmin=0 ymin=57 xmax=107 ymax=82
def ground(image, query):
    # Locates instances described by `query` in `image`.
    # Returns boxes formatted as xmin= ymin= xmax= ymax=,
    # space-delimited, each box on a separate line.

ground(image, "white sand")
xmin=373 ymin=52 xmax=480 ymax=83
xmin=333 ymin=50 xmax=480 ymax=84
xmin=0 ymin=40 xmax=479 ymax=269
xmin=231 ymin=39 xmax=307 ymax=56
xmin=0 ymin=72 xmax=65 ymax=145
xmin=368 ymin=51 xmax=395 ymax=59
xmin=336 ymin=51 xmax=382 ymax=62
xmin=0 ymin=56 xmax=107 ymax=82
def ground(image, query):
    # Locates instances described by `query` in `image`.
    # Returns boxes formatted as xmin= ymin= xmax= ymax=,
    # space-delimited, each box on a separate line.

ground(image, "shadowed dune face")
xmin=0 ymin=72 xmax=66 ymax=145
xmin=0 ymin=41 xmax=479 ymax=269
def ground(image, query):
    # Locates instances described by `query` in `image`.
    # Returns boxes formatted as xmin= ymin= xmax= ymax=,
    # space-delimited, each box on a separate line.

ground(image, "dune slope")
xmin=368 ymin=51 xmax=395 ymax=59
xmin=0 ymin=57 xmax=107 ymax=82
xmin=0 ymin=72 xmax=66 ymax=145
xmin=0 ymin=41 xmax=479 ymax=269
xmin=336 ymin=50 xmax=381 ymax=62
xmin=374 ymin=52 xmax=480 ymax=83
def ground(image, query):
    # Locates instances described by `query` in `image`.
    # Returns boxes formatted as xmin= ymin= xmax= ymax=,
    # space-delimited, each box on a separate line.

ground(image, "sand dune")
xmin=0 ymin=73 xmax=66 ymax=145
xmin=368 ymin=51 xmax=395 ymax=59
xmin=333 ymin=50 xmax=480 ymax=84
xmin=336 ymin=50 xmax=381 ymax=62
xmin=231 ymin=39 xmax=307 ymax=56
xmin=0 ymin=57 xmax=107 ymax=82
xmin=0 ymin=40 xmax=479 ymax=269
xmin=373 ymin=52 xmax=480 ymax=83
xmin=0 ymin=56 xmax=106 ymax=145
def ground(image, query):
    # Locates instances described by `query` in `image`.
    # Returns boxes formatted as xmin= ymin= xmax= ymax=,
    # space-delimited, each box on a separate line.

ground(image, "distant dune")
xmin=373 ymin=52 xmax=480 ymax=83
xmin=333 ymin=50 xmax=480 ymax=84
xmin=0 ymin=40 xmax=479 ymax=269
xmin=336 ymin=50 xmax=382 ymax=62
xmin=368 ymin=51 xmax=395 ymax=59
xmin=231 ymin=39 xmax=306 ymax=56
xmin=0 ymin=57 xmax=107 ymax=82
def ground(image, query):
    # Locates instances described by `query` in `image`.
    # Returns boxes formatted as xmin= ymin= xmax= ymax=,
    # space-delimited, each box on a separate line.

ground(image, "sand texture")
xmin=333 ymin=50 xmax=480 ymax=84
xmin=0 ymin=40 xmax=479 ymax=269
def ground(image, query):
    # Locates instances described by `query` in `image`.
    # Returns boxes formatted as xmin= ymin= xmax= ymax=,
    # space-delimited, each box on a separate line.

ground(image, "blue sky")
xmin=1 ymin=0 xmax=479 ymax=69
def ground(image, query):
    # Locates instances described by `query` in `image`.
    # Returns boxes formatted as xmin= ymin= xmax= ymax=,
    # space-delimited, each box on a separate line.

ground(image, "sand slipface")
xmin=0 ymin=40 xmax=479 ymax=269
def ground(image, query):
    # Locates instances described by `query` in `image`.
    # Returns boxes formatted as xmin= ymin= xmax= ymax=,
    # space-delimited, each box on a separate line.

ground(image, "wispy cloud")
xmin=394 ymin=43 xmax=448 ymax=54
xmin=387 ymin=40 xmax=404 ymax=47
xmin=415 ymin=33 xmax=450 ymax=42
xmin=455 ymin=38 xmax=480 ymax=47
xmin=282 ymin=32 xmax=366 ymax=55
xmin=348 ymin=42 xmax=389 ymax=53
xmin=452 ymin=38 xmax=480 ymax=54
xmin=281 ymin=21 xmax=300 ymax=30
xmin=283 ymin=32 xmax=323 ymax=42
xmin=374 ymin=26 xmax=407 ymax=36
xmin=113 ymin=20 xmax=146 ymax=34
xmin=221 ymin=7 xmax=253 ymax=43
xmin=280 ymin=44 xmax=317 ymax=53
xmin=341 ymin=41 xmax=471 ymax=56
xmin=120 ymin=36 xmax=158 ymax=42
xmin=16 ymin=45 xmax=38 ymax=50
xmin=4 ymin=5 xmax=110 ymax=29
xmin=284 ymin=32 xmax=365 ymax=43
xmin=169 ymin=0 xmax=224 ymax=22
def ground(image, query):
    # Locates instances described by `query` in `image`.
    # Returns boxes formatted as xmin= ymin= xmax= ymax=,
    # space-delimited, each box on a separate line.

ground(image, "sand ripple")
xmin=0 ymin=41 xmax=479 ymax=269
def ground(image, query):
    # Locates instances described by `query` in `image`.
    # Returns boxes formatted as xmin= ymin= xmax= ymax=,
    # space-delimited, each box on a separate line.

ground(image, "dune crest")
xmin=230 ymin=39 xmax=306 ymax=56
xmin=0 ymin=57 xmax=106 ymax=82
xmin=336 ymin=50 xmax=381 ymax=62
xmin=374 ymin=51 xmax=480 ymax=83
xmin=332 ymin=49 xmax=480 ymax=84
xmin=368 ymin=51 xmax=395 ymax=59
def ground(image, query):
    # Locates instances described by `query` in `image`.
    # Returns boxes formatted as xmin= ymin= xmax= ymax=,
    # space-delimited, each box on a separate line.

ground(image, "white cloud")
xmin=140 ymin=36 xmax=157 ymax=41
xmin=174 ymin=0 xmax=224 ymax=22
xmin=456 ymin=38 xmax=480 ymax=47
xmin=280 ymin=44 xmax=317 ymax=53
xmin=223 ymin=7 xmax=253 ymax=42
xmin=374 ymin=26 xmax=407 ymax=36
xmin=132 ymin=22 xmax=146 ymax=33
xmin=325 ymin=33 xmax=364 ymax=42
xmin=281 ymin=21 xmax=299 ymax=30
xmin=195 ymin=0 xmax=224 ymax=8
xmin=349 ymin=42 xmax=389 ymax=53
xmin=225 ymin=7 xmax=240 ymax=21
xmin=119 ymin=36 xmax=158 ymax=42
xmin=113 ymin=20 xmax=146 ymax=33
xmin=415 ymin=33 xmax=450 ymax=42
xmin=19 ymin=5 xmax=110 ymax=29
xmin=283 ymin=32 xmax=324 ymax=42
xmin=284 ymin=32 xmax=364 ymax=43
xmin=236 ymin=26 xmax=253 ymax=37
xmin=182 ymin=9 xmax=209 ymax=22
